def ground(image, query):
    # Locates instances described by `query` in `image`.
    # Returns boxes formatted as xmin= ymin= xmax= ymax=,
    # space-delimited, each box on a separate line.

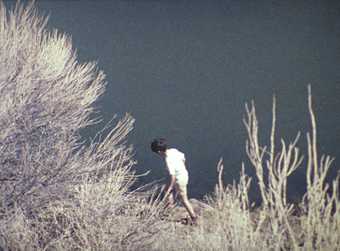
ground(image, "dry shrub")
xmin=243 ymin=86 xmax=339 ymax=250
xmin=0 ymin=1 xmax=162 ymax=250
xmin=300 ymin=87 xmax=340 ymax=250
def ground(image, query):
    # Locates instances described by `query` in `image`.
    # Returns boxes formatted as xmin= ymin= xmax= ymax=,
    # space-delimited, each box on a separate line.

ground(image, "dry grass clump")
xmin=0 ymin=1 xmax=162 ymax=250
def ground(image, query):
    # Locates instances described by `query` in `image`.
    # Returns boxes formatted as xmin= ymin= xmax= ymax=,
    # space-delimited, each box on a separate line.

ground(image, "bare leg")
xmin=177 ymin=184 xmax=197 ymax=221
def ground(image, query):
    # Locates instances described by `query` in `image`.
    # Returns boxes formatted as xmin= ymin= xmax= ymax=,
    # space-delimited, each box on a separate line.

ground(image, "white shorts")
xmin=167 ymin=173 xmax=189 ymax=205
xmin=175 ymin=173 xmax=188 ymax=194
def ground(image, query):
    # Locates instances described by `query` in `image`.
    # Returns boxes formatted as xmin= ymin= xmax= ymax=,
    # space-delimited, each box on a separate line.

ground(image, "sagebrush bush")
xmin=0 ymin=1 xmax=162 ymax=250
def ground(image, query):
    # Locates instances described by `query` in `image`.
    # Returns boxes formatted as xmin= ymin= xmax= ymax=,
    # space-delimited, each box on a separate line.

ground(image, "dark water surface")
xmin=7 ymin=0 xmax=340 ymax=200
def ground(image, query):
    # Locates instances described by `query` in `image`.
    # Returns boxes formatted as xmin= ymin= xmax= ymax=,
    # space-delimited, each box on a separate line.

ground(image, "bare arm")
xmin=163 ymin=175 xmax=176 ymax=200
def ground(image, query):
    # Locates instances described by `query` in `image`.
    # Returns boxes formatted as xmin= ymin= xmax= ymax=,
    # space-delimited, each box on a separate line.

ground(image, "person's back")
xmin=164 ymin=148 xmax=188 ymax=179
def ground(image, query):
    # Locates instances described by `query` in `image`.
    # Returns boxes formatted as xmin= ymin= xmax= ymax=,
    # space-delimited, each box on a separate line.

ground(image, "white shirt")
xmin=165 ymin=148 xmax=188 ymax=180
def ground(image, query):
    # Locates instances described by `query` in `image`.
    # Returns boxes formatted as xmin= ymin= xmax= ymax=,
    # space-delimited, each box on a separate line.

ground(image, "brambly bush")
xmin=0 ymin=1 xmax=162 ymax=250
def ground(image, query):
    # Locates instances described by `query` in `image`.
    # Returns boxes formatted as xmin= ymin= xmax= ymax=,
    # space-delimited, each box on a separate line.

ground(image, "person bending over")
xmin=151 ymin=138 xmax=197 ymax=224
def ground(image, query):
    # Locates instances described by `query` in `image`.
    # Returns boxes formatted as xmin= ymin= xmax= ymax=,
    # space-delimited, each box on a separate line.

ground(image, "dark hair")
xmin=150 ymin=138 xmax=167 ymax=153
